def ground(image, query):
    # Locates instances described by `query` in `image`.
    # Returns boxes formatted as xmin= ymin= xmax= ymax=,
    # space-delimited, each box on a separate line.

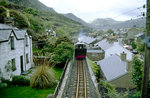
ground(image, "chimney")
xmin=126 ymin=61 xmax=132 ymax=72
xmin=121 ymin=51 xmax=126 ymax=61
xmin=6 ymin=10 xmax=10 ymax=18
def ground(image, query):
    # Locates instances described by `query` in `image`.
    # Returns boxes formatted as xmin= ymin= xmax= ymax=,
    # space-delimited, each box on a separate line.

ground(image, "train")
xmin=75 ymin=42 xmax=87 ymax=59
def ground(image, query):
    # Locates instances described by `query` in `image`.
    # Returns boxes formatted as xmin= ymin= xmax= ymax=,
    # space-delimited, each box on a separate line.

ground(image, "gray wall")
xmin=0 ymin=32 xmax=33 ymax=80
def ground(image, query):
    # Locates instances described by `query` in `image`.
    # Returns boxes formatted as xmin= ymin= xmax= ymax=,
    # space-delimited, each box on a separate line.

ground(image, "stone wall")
xmin=87 ymin=52 xmax=104 ymax=61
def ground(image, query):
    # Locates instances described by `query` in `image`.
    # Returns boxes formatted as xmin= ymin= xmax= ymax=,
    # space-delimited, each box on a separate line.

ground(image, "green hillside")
xmin=1 ymin=0 xmax=92 ymax=36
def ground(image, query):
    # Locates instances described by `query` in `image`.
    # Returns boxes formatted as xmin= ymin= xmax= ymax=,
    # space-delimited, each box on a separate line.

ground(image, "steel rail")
xmin=75 ymin=60 xmax=87 ymax=98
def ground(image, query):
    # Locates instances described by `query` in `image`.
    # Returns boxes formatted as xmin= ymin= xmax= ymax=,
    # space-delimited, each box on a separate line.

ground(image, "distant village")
xmin=78 ymin=27 xmax=145 ymax=89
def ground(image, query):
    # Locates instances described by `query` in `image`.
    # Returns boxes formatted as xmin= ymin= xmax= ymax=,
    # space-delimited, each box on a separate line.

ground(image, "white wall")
xmin=0 ymin=32 xmax=33 ymax=80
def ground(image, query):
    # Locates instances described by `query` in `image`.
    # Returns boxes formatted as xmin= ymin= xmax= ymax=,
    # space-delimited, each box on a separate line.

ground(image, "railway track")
xmin=72 ymin=60 xmax=89 ymax=98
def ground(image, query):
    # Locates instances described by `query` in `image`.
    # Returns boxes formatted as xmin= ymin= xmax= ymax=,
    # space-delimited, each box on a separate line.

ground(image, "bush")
xmin=88 ymin=59 xmax=100 ymax=81
xmin=99 ymin=80 xmax=119 ymax=97
xmin=0 ymin=6 xmax=6 ymax=23
xmin=10 ymin=10 xmax=30 ymax=28
xmin=30 ymin=66 xmax=56 ymax=89
xmin=12 ymin=75 xmax=30 ymax=86
xmin=0 ymin=0 xmax=7 ymax=7
xmin=51 ymin=42 xmax=74 ymax=67
xmin=1 ymin=78 xmax=12 ymax=85
xmin=0 ymin=83 xmax=7 ymax=89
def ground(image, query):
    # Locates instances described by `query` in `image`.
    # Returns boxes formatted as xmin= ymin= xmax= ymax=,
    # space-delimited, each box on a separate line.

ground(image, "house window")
xmin=26 ymin=54 xmax=29 ymax=63
xmin=10 ymin=36 xmax=15 ymax=50
xmin=25 ymin=35 xmax=28 ymax=47
xmin=11 ymin=58 xmax=16 ymax=71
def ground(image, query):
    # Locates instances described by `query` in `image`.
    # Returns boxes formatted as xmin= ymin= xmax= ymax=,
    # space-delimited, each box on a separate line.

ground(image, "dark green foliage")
xmin=131 ymin=41 xmax=137 ymax=49
xmin=0 ymin=0 xmax=7 ymax=7
xmin=55 ymin=36 xmax=73 ymax=47
xmin=12 ymin=75 xmax=30 ymax=86
xmin=23 ymin=8 xmax=38 ymax=16
xmin=0 ymin=83 xmax=7 ymax=89
xmin=0 ymin=6 xmax=6 ymax=23
xmin=131 ymin=56 xmax=143 ymax=90
xmin=27 ymin=14 xmax=44 ymax=33
xmin=36 ymin=34 xmax=49 ymax=49
xmin=1 ymin=78 xmax=12 ymax=85
xmin=10 ymin=10 xmax=30 ymax=28
xmin=99 ymin=80 xmax=118 ymax=97
xmin=30 ymin=66 xmax=56 ymax=89
xmin=107 ymin=29 xmax=114 ymax=34
xmin=128 ymin=91 xmax=141 ymax=98
xmin=51 ymin=42 xmax=74 ymax=66
xmin=137 ymin=37 xmax=144 ymax=52
xmin=89 ymin=59 xmax=100 ymax=81
xmin=41 ymin=44 xmax=54 ymax=56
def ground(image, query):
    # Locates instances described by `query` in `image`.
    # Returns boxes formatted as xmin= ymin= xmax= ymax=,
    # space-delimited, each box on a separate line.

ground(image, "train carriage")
xmin=75 ymin=42 xmax=87 ymax=59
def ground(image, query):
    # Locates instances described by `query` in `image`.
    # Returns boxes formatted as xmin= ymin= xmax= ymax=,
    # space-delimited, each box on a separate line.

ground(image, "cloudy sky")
xmin=39 ymin=0 xmax=146 ymax=22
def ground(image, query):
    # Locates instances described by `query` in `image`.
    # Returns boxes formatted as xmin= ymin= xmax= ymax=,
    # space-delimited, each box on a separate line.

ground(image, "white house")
xmin=0 ymin=24 xmax=33 ymax=80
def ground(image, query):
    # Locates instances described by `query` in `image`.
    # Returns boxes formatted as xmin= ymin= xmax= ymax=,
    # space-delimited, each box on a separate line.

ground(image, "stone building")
xmin=0 ymin=24 xmax=33 ymax=80
xmin=97 ymin=53 xmax=135 ymax=89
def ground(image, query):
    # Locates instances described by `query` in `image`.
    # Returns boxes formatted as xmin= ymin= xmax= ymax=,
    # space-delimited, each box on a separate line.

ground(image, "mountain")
xmin=91 ymin=18 xmax=123 ymax=29
xmin=63 ymin=13 xmax=94 ymax=28
xmin=5 ymin=0 xmax=55 ymax=12
xmin=91 ymin=18 xmax=146 ymax=30
xmin=2 ymin=0 xmax=92 ymax=36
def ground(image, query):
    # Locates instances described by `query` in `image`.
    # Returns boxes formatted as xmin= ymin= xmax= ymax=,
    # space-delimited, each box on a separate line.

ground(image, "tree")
xmin=55 ymin=36 xmax=73 ymax=47
xmin=137 ymin=38 xmax=144 ymax=52
xmin=131 ymin=41 xmax=137 ymax=49
xmin=51 ymin=42 xmax=74 ymax=67
xmin=0 ymin=0 xmax=7 ymax=7
xmin=10 ymin=10 xmax=30 ymax=28
xmin=131 ymin=56 xmax=144 ymax=90
xmin=107 ymin=29 xmax=114 ymax=34
xmin=0 ymin=6 xmax=6 ymax=23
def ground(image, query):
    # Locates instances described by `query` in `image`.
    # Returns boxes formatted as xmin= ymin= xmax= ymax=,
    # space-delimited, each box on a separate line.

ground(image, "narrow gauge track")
xmin=73 ymin=60 xmax=89 ymax=98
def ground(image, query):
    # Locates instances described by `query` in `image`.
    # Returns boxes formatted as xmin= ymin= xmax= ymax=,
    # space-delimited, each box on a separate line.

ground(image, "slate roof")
xmin=105 ymin=42 xmax=133 ymax=61
xmin=0 ymin=29 xmax=27 ymax=42
xmin=94 ymin=39 xmax=114 ymax=50
xmin=13 ymin=29 xmax=27 ymax=40
xmin=97 ymin=54 xmax=127 ymax=81
xmin=78 ymin=36 xmax=96 ymax=44
xmin=0 ymin=30 xmax=12 ymax=42
xmin=0 ymin=24 xmax=12 ymax=29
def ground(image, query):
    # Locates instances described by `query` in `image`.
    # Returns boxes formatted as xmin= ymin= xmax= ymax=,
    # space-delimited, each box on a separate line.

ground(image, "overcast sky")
xmin=39 ymin=0 xmax=146 ymax=22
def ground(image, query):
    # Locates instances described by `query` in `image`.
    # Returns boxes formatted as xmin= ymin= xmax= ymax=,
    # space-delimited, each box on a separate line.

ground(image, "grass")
xmin=0 ymin=85 xmax=55 ymax=98
xmin=0 ymin=66 xmax=63 ymax=98
xmin=52 ymin=66 xmax=63 ymax=80
xmin=88 ymin=59 xmax=99 ymax=76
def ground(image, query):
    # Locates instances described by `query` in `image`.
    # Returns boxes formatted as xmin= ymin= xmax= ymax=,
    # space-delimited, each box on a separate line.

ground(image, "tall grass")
xmin=30 ymin=66 xmax=56 ymax=89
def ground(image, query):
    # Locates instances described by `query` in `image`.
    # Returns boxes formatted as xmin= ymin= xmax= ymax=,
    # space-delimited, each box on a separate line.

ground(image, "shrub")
xmin=12 ymin=75 xmax=30 ymax=86
xmin=10 ymin=10 xmax=30 ymax=28
xmin=88 ymin=59 xmax=100 ymax=81
xmin=30 ymin=66 xmax=56 ymax=89
xmin=0 ymin=83 xmax=7 ymax=89
xmin=99 ymin=80 xmax=119 ymax=97
xmin=0 ymin=0 xmax=7 ymax=7
xmin=51 ymin=42 xmax=74 ymax=67
xmin=0 ymin=6 xmax=6 ymax=23
xmin=1 ymin=78 xmax=12 ymax=85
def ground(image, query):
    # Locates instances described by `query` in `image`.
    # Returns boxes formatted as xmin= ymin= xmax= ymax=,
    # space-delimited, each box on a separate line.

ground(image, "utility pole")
xmin=141 ymin=0 xmax=150 ymax=97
